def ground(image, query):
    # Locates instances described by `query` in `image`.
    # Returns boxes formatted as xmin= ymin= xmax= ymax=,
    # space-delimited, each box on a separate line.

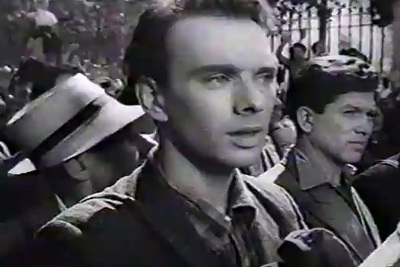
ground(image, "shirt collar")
xmin=294 ymin=148 xmax=342 ymax=190
xmin=228 ymin=169 xmax=257 ymax=227
xmin=146 ymin=147 xmax=257 ymax=229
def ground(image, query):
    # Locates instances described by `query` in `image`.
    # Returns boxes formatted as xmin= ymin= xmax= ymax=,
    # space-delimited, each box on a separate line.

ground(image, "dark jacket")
xmin=34 ymin=160 xmax=306 ymax=267
xmin=275 ymin=151 xmax=381 ymax=265
xmin=353 ymin=153 xmax=400 ymax=240
xmin=0 ymin=170 xmax=61 ymax=266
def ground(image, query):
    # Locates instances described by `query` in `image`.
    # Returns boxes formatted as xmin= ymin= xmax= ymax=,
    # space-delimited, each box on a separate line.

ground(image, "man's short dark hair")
xmin=9 ymin=59 xmax=84 ymax=100
xmin=289 ymin=42 xmax=307 ymax=59
xmin=286 ymin=55 xmax=379 ymax=129
xmin=311 ymin=41 xmax=320 ymax=54
xmin=123 ymin=0 xmax=267 ymax=88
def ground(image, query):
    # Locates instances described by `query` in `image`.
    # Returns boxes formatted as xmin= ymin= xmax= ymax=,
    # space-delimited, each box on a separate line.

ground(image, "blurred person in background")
xmin=276 ymin=29 xmax=308 ymax=84
xmin=25 ymin=0 xmax=62 ymax=65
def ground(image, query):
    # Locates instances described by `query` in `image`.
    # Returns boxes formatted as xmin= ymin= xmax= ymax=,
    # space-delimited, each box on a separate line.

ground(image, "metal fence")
xmin=269 ymin=4 xmax=392 ymax=73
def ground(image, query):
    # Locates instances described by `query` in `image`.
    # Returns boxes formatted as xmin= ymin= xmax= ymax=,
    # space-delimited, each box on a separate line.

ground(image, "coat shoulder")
xmin=38 ymin=167 xmax=142 ymax=241
xmin=356 ymin=154 xmax=400 ymax=182
xmin=243 ymin=175 xmax=307 ymax=231
xmin=245 ymin=175 xmax=295 ymax=207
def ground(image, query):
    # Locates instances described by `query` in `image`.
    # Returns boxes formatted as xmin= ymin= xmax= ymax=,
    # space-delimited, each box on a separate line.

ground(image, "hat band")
xmin=29 ymin=99 xmax=103 ymax=162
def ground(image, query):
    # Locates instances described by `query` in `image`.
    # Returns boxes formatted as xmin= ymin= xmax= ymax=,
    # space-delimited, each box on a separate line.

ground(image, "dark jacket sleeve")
xmin=34 ymin=218 xmax=91 ymax=267
xmin=33 ymin=182 xmax=131 ymax=267
xmin=33 ymin=194 xmax=121 ymax=267
xmin=353 ymin=156 xmax=400 ymax=240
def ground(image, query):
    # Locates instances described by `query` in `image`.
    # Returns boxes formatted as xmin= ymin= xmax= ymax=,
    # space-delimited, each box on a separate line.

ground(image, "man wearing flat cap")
xmin=275 ymin=55 xmax=382 ymax=264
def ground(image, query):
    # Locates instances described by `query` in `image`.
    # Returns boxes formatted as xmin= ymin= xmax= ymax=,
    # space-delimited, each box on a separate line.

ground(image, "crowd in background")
xmin=1 ymin=0 xmax=400 ymax=266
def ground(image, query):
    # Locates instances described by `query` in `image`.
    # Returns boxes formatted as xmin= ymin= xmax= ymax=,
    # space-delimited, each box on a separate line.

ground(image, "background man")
xmin=275 ymin=55 xmax=382 ymax=265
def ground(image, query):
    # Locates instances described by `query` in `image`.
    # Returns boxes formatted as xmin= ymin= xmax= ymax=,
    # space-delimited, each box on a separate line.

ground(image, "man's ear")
xmin=296 ymin=106 xmax=315 ymax=134
xmin=135 ymin=77 xmax=168 ymax=122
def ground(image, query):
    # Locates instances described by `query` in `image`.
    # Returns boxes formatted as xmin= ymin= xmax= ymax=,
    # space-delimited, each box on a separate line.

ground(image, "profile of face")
xmin=299 ymin=91 xmax=376 ymax=164
xmin=69 ymin=137 xmax=140 ymax=193
xmin=313 ymin=42 xmax=324 ymax=56
xmin=270 ymin=97 xmax=284 ymax=126
xmin=141 ymin=17 xmax=278 ymax=168
xmin=293 ymin=46 xmax=306 ymax=60
xmin=271 ymin=118 xmax=297 ymax=154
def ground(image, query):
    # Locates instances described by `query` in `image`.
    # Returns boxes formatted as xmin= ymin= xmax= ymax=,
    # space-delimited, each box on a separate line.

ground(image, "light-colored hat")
xmin=6 ymin=73 xmax=145 ymax=169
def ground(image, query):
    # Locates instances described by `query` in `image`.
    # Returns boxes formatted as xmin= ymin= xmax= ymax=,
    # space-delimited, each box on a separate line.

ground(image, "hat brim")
xmin=40 ymin=100 xmax=145 ymax=167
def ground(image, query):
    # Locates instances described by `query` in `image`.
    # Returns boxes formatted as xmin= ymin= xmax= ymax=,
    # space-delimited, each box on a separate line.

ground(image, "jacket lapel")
xmin=304 ymin=185 xmax=373 ymax=261
xmin=279 ymin=153 xmax=373 ymax=262
xmin=351 ymin=187 xmax=382 ymax=247
xmin=131 ymin=163 xmax=221 ymax=267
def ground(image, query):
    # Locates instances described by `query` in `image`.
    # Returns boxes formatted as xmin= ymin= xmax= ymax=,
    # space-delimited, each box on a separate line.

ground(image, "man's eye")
xmin=202 ymin=74 xmax=231 ymax=86
xmin=367 ymin=111 xmax=379 ymax=119
xmin=255 ymin=73 xmax=275 ymax=82
xmin=344 ymin=110 xmax=358 ymax=115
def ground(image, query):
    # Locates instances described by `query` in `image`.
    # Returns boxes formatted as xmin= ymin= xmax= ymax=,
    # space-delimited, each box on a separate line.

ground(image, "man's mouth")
xmin=227 ymin=126 xmax=264 ymax=148
xmin=348 ymin=141 xmax=367 ymax=151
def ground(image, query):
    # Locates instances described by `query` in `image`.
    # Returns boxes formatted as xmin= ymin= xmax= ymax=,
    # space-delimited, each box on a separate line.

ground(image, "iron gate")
xmin=269 ymin=1 xmax=392 ymax=73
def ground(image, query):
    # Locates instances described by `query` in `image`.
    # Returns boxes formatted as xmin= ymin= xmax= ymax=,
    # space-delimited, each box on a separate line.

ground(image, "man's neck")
xmin=156 ymin=139 xmax=234 ymax=215
xmin=297 ymin=137 xmax=343 ymax=185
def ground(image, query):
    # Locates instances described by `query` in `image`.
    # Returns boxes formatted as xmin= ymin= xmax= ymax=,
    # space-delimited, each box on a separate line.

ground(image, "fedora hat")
xmin=5 ymin=73 xmax=146 ymax=169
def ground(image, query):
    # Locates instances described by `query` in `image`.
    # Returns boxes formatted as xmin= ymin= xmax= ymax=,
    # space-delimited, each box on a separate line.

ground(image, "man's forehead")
xmin=166 ymin=16 xmax=277 ymax=70
xmin=333 ymin=91 xmax=376 ymax=108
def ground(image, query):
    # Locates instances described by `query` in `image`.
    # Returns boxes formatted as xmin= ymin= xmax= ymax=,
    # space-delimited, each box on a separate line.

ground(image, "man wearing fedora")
xmin=5 ymin=73 xmax=152 ymax=203
xmin=0 ymin=73 xmax=156 ymax=266
xmin=34 ymin=0 xmax=361 ymax=266
xmin=275 ymin=55 xmax=382 ymax=265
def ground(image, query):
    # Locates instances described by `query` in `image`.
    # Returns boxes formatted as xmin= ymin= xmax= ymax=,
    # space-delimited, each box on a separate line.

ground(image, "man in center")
xmin=34 ymin=1 xmax=359 ymax=266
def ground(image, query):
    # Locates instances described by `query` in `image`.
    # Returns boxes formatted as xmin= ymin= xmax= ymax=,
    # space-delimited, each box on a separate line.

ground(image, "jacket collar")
xmin=293 ymin=147 xmax=343 ymax=191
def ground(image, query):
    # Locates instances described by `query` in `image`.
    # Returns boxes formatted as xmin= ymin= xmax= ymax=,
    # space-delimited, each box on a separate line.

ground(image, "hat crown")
xmin=6 ymin=74 xmax=106 ymax=153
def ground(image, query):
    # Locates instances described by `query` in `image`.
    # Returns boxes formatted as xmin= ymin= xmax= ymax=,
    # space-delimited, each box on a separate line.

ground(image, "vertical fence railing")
xmin=275 ymin=4 xmax=390 ymax=73
xmin=307 ymin=7 xmax=312 ymax=49
xmin=380 ymin=27 xmax=385 ymax=71
xmin=358 ymin=7 xmax=363 ymax=51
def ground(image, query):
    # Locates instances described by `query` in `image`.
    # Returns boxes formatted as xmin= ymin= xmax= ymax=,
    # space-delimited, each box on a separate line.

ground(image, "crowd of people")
xmin=1 ymin=0 xmax=400 ymax=266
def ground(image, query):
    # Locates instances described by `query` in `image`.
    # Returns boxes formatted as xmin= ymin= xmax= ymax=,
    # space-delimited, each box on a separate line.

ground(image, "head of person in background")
xmin=269 ymin=91 xmax=296 ymax=157
xmin=289 ymin=42 xmax=307 ymax=61
xmin=269 ymin=96 xmax=285 ymax=126
xmin=270 ymin=116 xmax=297 ymax=157
xmin=8 ymin=58 xmax=84 ymax=102
xmin=311 ymin=41 xmax=325 ymax=57
xmin=286 ymin=55 xmax=379 ymax=166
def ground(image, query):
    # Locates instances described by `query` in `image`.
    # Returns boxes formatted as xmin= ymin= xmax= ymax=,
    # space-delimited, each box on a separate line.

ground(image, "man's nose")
xmin=233 ymin=79 xmax=267 ymax=116
xmin=354 ymin=115 xmax=374 ymax=136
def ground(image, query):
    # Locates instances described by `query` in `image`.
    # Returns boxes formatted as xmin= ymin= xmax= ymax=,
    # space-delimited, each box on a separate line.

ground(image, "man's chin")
xmin=223 ymin=149 xmax=263 ymax=169
xmin=341 ymin=152 xmax=363 ymax=165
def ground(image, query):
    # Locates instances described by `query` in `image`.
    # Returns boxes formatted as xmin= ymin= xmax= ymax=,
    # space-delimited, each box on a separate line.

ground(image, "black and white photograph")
xmin=0 ymin=0 xmax=400 ymax=266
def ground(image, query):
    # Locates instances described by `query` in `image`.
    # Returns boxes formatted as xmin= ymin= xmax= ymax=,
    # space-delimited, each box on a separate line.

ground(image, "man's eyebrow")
xmin=188 ymin=64 xmax=241 ymax=77
xmin=342 ymin=104 xmax=378 ymax=112
xmin=342 ymin=105 xmax=361 ymax=110
xmin=188 ymin=64 xmax=277 ymax=76
xmin=255 ymin=66 xmax=277 ymax=75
